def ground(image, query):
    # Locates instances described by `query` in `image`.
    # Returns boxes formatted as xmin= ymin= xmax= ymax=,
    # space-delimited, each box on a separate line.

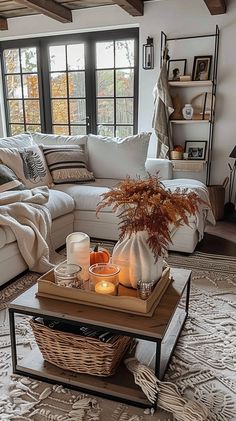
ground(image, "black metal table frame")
xmin=9 ymin=276 xmax=191 ymax=409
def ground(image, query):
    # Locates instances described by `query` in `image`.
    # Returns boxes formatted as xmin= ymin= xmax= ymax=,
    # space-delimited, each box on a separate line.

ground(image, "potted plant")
xmin=97 ymin=175 xmax=206 ymax=288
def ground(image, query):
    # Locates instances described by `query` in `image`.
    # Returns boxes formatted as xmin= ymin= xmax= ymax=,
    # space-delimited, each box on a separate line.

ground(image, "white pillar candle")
xmin=66 ymin=232 xmax=90 ymax=281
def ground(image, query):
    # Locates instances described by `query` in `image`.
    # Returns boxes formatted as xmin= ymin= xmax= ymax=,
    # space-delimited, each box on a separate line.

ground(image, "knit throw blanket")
xmin=0 ymin=187 xmax=55 ymax=273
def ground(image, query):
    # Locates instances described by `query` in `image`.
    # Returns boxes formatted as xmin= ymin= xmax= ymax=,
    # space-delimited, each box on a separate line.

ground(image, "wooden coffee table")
xmin=9 ymin=267 xmax=191 ymax=409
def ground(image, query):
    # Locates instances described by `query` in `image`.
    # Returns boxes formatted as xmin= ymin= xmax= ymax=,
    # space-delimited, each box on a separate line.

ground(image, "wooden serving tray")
xmin=36 ymin=266 xmax=171 ymax=317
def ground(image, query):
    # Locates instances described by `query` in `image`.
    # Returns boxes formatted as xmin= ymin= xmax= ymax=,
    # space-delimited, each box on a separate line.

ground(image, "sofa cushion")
xmin=0 ymin=164 xmax=26 ymax=192
xmin=0 ymin=145 xmax=53 ymax=188
xmin=0 ymin=133 xmax=34 ymax=149
xmin=54 ymin=182 xmax=114 ymax=213
xmin=45 ymin=189 xmax=75 ymax=220
xmin=30 ymin=132 xmax=88 ymax=162
xmin=87 ymin=132 xmax=151 ymax=179
xmin=42 ymin=145 xmax=94 ymax=184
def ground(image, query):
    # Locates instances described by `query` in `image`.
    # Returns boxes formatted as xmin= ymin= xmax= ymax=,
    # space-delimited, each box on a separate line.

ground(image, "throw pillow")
xmin=87 ymin=132 xmax=151 ymax=179
xmin=0 ymin=133 xmax=34 ymax=149
xmin=0 ymin=164 xmax=26 ymax=193
xmin=42 ymin=145 xmax=95 ymax=184
xmin=0 ymin=145 xmax=53 ymax=188
xmin=29 ymin=132 xmax=88 ymax=163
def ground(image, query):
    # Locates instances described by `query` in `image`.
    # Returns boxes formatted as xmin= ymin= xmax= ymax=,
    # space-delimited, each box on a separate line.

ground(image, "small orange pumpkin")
xmin=90 ymin=244 xmax=110 ymax=265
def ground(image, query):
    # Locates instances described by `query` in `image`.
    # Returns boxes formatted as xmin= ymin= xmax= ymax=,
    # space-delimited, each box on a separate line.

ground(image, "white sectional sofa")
xmin=0 ymin=132 xmax=213 ymax=287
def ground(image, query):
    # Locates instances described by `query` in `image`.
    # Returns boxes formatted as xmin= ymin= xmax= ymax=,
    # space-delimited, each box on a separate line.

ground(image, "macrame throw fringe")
xmin=125 ymin=358 xmax=209 ymax=421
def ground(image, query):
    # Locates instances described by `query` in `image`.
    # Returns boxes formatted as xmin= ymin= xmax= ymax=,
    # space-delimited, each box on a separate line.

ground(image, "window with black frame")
xmin=2 ymin=46 xmax=42 ymax=135
xmin=0 ymin=29 xmax=138 ymax=137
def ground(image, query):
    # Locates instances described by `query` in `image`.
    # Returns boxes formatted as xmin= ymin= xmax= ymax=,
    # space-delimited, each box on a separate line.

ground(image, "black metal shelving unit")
xmin=160 ymin=25 xmax=220 ymax=185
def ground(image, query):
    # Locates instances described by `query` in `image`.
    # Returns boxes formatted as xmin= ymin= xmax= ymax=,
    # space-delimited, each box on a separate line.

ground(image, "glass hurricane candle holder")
xmin=66 ymin=232 xmax=90 ymax=281
xmin=89 ymin=263 xmax=120 ymax=296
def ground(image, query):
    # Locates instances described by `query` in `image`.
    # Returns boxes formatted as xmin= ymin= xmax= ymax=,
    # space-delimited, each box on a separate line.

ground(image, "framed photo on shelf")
xmin=192 ymin=56 xmax=212 ymax=81
xmin=185 ymin=141 xmax=207 ymax=160
xmin=168 ymin=59 xmax=187 ymax=81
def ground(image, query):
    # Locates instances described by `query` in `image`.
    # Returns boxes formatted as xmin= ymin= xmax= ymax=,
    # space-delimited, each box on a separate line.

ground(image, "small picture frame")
xmin=167 ymin=59 xmax=187 ymax=81
xmin=192 ymin=56 xmax=212 ymax=81
xmin=185 ymin=141 xmax=207 ymax=160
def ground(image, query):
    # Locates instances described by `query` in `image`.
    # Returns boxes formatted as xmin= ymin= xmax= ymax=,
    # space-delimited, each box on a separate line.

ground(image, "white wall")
xmin=0 ymin=0 xmax=235 ymax=188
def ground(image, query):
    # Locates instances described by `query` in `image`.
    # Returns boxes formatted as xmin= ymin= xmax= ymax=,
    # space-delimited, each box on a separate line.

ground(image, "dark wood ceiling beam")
xmin=203 ymin=0 xmax=226 ymax=15
xmin=0 ymin=16 xmax=8 ymax=30
xmin=113 ymin=0 xmax=144 ymax=16
xmin=15 ymin=0 xmax=72 ymax=23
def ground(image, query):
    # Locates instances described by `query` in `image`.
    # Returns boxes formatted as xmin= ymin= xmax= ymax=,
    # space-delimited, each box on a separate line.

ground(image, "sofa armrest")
xmin=145 ymin=158 xmax=173 ymax=180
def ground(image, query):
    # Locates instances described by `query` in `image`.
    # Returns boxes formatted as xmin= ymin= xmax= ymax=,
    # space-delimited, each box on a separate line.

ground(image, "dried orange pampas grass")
xmin=96 ymin=175 xmax=207 ymax=260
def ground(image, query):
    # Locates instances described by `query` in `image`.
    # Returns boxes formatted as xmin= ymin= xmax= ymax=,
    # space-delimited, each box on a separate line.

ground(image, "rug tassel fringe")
xmin=125 ymin=358 xmax=209 ymax=421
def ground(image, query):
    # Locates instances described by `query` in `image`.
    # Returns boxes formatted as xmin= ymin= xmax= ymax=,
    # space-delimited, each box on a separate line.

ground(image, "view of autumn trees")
xmin=3 ymin=39 xmax=135 ymax=137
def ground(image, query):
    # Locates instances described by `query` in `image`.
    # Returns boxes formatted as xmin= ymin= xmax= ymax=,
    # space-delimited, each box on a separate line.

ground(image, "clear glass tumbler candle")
xmin=89 ymin=263 xmax=120 ymax=296
xmin=137 ymin=280 xmax=155 ymax=300
xmin=54 ymin=262 xmax=82 ymax=288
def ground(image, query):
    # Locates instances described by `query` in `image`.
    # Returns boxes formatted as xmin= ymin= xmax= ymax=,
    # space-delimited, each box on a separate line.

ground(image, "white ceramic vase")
xmin=182 ymin=103 xmax=193 ymax=120
xmin=112 ymin=231 xmax=163 ymax=289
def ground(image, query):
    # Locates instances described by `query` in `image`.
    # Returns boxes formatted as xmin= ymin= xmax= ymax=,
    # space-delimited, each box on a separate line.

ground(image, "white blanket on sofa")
xmin=0 ymin=187 xmax=55 ymax=273
xmin=162 ymin=178 xmax=215 ymax=239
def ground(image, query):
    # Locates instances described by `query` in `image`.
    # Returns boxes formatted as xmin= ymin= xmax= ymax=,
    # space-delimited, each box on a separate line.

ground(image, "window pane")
xmin=21 ymin=47 xmax=37 ymax=73
xmin=96 ymin=42 xmax=114 ymax=69
xmin=8 ymin=100 xmax=24 ymax=123
xmin=115 ymin=40 xmax=134 ymax=68
xmin=97 ymin=125 xmax=114 ymax=137
xmin=67 ymin=44 xmax=85 ymax=70
xmin=68 ymin=72 xmax=85 ymax=97
xmin=5 ymin=75 xmax=22 ymax=99
xmin=4 ymin=49 xmax=20 ymax=74
xmin=9 ymin=124 xmax=25 ymax=135
xmin=70 ymin=99 xmax=86 ymax=124
xmin=116 ymin=98 xmax=133 ymax=124
xmin=52 ymin=99 xmax=68 ymax=124
xmin=24 ymin=100 xmax=40 ymax=124
xmin=49 ymin=45 xmax=66 ymax=71
xmin=71 ymin=125 xmax=87 ymax=135
xmin=23 ymin=74 xmax=39 ymax=98
xmin=116 ymin=125 xmax=133 ymax=137
xmin=53 ymin=125 xmax=69 ymax=135
xmin=50 ymin=73 xmax=67 ymax=98
xmin=97 ymin=99 xmax=114 ymax=124
xmin=26 ymin=125 xmax=41 ymax=132
xmin=96 ymin=70 xmax=114 ymax=97
xmin=116 ymin=69 xmax=134 ymax=97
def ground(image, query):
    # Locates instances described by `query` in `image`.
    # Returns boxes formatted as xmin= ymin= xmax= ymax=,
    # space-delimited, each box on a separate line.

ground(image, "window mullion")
xmin=19 ymin=49 xmax=26 ymax=131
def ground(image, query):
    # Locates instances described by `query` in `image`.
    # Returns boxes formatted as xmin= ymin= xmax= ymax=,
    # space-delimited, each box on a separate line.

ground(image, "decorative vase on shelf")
xmin=182 ymin=104 xmax=194 ymax=120
xmin=112 ymin=231 xmax=163 ymax=289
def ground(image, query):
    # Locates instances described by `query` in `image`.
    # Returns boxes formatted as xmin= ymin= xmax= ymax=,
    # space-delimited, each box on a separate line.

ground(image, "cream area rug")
xmin=0 ymin=250 xmax=236 ymax=420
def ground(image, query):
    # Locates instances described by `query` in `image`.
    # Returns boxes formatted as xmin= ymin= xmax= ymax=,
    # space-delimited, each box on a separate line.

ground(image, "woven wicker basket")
xmin=29 ymin=319 xmax=132 ymax=377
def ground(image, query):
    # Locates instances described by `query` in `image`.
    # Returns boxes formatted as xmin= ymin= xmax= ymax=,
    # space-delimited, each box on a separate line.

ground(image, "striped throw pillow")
xmin=0 ymin=164 xmax=26 ymax=193
xmin=42 ymin=145 xmax=95 ymax=184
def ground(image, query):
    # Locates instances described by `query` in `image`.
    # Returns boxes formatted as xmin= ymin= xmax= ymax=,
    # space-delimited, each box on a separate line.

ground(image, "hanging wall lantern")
xmin=143 ymin=37 xmax=154 ymax=70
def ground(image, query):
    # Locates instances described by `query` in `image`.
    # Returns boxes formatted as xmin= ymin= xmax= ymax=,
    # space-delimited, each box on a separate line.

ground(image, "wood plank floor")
xmin=196 ymin=222 xmax=236 ymax=257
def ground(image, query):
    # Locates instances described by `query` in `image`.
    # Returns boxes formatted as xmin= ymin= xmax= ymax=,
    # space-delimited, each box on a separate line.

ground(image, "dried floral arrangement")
xmin=97 ymin=175 xmax=206 ymax=260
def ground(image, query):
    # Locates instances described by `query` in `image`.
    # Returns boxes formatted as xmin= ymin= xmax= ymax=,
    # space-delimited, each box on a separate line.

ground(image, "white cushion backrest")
xmin=87 ymin=133 xmax=151 ymax=180
xmin=29 ymin=132 xmax=88 ymax=163
xmin=0 ymin=133 xmax=35 ymax=149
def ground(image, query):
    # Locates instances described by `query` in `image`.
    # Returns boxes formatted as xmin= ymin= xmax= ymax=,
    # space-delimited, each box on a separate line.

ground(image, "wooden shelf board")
xmin=170 ymin=120 xmax=210 ymax=124
xmin=171 ymin=160 xmax=207 ymax=163
xmin=16 ymin=348 xmax=150 ymax=406
xmin=169 ymin=81 xmax=213 ymax=87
